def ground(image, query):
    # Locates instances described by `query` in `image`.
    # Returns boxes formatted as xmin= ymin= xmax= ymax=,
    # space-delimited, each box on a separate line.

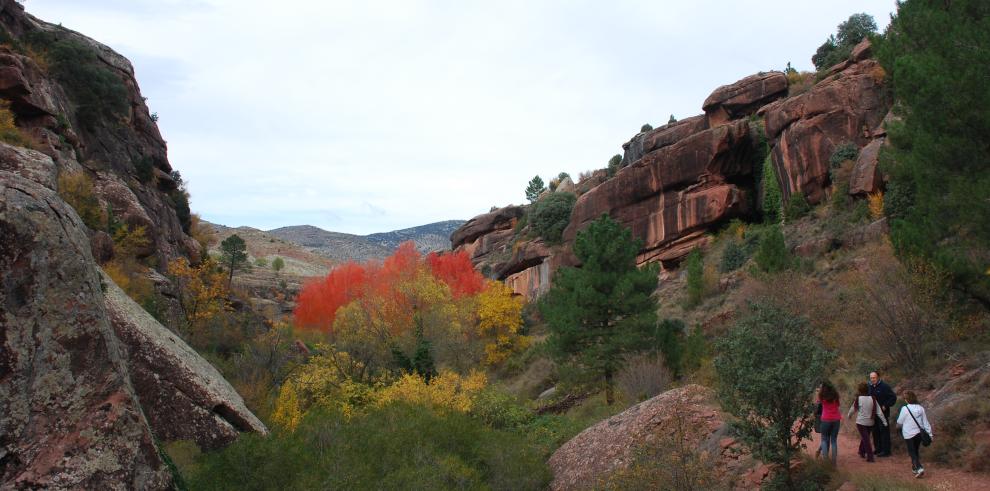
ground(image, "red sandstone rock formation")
xmin=703 ymin=71 xmax=789 ymax=128
xmin=761 ymin=40 xmax=890 ymax=204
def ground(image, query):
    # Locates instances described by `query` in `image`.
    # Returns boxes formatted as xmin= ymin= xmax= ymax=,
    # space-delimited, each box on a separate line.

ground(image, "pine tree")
xmin=540 ymin=215 xmax=659 ymax=405
xmin=876 ymin=0 xmax=990 ymax=303
xmin=220 ymin=234 xmax=248 ymax=289
xmin=525 ymin=175 xmax=545 ymax=203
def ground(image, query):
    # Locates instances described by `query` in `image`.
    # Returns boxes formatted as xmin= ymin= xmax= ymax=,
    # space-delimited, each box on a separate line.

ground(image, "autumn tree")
xmin=540 ymin=214 xmax=659 ymax=405
xmin=426 ymin=250 xmax=484 ymax=298
xmin=476 ymin=281 xmax=528 ymax=365
xmin=220 ymin=234 xmax=248 ymax=289
xmin=167 ymin=257 xmax=228 ymax=338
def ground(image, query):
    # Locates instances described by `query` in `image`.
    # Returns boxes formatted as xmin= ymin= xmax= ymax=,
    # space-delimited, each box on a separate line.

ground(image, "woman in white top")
xmin=896 ymin=391 xmax=933 ymax=478
xmin=847 ymin=382 xmax=887 ymax=462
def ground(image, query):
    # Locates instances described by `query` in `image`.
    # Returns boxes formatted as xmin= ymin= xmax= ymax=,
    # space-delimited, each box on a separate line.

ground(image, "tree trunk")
xmin=604 ymin=369 xmax=614 ymax=405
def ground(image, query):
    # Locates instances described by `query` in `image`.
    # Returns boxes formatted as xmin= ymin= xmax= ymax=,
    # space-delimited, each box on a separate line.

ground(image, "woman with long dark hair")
xmin=817 ymin=381 xmax=841 ymax=464
xmin=848 ymin=382 xmax=887 ymax=462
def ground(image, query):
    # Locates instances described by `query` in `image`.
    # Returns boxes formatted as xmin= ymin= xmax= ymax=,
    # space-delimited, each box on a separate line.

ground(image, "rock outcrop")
xmin=547 ymin=385 xmax=761 ymax=490
xmin=0 ymin=0 xmax=200 ymax=268
xmin=762 ymin=40 xmax=889 ymax=203
xmin=1 ymin=142 xmax=266 ymax=486
xmin=104 ymin=271 xmax=268 ymax=450
xmin=566 ymin=118 xmax=757 ymax=267
xmin=703 ymin=71 xmax=789 ymax=128
xmin=453 ymin=41 xmax=891 ymax=298
xmin=0 ymin=151 xmax=172 ymax=490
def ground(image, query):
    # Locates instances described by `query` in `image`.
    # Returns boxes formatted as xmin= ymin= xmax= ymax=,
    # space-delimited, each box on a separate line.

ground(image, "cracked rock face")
xmin=0 ymin=150 xmax=172 ymax=490
xmin=1 ymin=143 xmax=266 ymax=487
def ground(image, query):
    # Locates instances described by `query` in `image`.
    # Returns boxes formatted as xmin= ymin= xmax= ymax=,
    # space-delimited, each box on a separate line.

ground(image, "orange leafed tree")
xmin=427 ymin=250 xmax=484 ymax=298
xmin=294 ymin=262 xmax=368 ymax=331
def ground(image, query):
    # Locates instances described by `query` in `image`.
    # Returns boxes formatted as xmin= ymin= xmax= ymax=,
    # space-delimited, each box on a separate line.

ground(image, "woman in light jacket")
xmin=847 ymin=382 xmax=887 ymax=462
xmin=896 ymin=391 xmax=933 ymax=478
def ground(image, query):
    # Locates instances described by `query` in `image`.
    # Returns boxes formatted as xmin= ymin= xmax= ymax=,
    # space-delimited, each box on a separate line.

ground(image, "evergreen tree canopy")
xmin=220 ymin=234 xmax=248 ymax=288
xmin=812 ymin=13 xmax=878 ymax=70
xmin=525 ymin=175 xmax=546 ymax=203
xmin=876 ymin=0 xmax=990 ymax=303
xmin=540 ymin=215 xmax=659 ymax=404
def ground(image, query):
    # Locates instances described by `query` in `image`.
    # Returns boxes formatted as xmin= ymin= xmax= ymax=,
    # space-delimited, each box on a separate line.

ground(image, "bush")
xmin=753 ymin=224 xmax=790 ymax=273
xmin=784 ymin=193 xmax=811 ymax=221
xmin=812 ymin=13 xmax=878 ymax=71
xmin=685 ymin=249 xmax=704 ymax=309
xmin=189 ymin=403 xmax=551 ymax=490
xmin=829 ymin=142 xmax=859 ymax=169
xmin=57 ymin=171 xmax=107 ymax=231
xmin=0 ymin=101 xmax=35 ymax=148
xmin=714 ymin=303 xmax=834 ymax=488
xmin=529 ymin=192 xmax=576 ymax=244
xmin=719 ymin=240 xmax=748 ymax=273
xmin=761 ymin=154 xmax=782 ymax=223
xmin=640 ymin=123 xmax=653 ymax=132
xmin=26 ymin=31 xmax=129 ymax=130
xmin=133 ymin=156 xmax=155 ymax=183
xmin=607 ymin=154 xmax=623 ymax=177
xmin=616 ymin=352 xmax=671 ymax=403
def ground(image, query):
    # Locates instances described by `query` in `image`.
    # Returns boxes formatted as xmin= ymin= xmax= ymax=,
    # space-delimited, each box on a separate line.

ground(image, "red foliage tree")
xmin=293 ymin=262 xmax=368 ymax=332
xmin=427 ymin=250 xmax=485 ymax=298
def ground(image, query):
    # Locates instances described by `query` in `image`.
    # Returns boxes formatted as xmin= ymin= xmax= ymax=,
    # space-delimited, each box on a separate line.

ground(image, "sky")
xmin=27 ymin=0 xmax=896 ymax=235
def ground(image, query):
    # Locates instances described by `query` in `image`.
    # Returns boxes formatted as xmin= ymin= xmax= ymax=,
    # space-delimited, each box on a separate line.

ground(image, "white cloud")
xmin=28 ymin=0 xmax=895 ymax=233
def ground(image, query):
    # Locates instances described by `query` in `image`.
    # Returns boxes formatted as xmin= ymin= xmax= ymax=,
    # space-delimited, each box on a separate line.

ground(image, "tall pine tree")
xmin=540 ymin=214 xmax=659 ymax=405
xmin=876 ymin=0 xmax=990 ymax=304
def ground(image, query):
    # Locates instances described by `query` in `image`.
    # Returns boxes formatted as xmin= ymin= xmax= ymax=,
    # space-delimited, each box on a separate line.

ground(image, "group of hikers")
xmin=815 ymin=370 xmax=934 ymax=479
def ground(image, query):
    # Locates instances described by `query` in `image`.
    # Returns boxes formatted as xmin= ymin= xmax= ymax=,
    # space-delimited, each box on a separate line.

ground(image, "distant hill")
xmin=267 ymin=220 xmax=466 ymax=263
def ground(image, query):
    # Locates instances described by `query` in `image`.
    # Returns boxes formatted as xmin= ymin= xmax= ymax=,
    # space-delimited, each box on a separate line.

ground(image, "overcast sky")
xmin=27 ymin=0 xmax=895 ymax=235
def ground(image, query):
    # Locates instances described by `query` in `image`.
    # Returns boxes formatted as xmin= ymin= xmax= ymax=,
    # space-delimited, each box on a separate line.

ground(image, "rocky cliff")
xmin=0 ymin=1 xmax=266 ymax=487
xmin=453 ymin=39 xmax=891 ymax=298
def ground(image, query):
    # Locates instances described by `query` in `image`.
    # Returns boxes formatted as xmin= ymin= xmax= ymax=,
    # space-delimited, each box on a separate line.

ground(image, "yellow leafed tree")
xmin=167 ymin=257 xmax=228 ymax=336
xmin=476 ymin=281 xmax=529 ymax=365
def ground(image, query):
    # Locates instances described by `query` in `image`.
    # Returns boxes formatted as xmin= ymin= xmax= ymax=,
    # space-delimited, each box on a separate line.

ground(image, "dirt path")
xmin=806 ymin=425 xmax=990 ymax=490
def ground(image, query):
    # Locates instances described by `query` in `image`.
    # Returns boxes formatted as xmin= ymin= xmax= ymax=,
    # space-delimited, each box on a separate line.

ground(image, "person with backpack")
xmin=896 ymin=391 xmax=933 ymax=478
xmin=869 ymin=370 xmax=897 ymax=456
xmin=817 ymin=381 xmax=842 ymax=464
xmin=848 ymin=382 xmax=887 ymax=462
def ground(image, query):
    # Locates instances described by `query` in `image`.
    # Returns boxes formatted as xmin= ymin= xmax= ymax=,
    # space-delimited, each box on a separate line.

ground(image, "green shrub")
xmin=607 ymin=154 xmax=623 ymax=177
xmin=640 ymin=123 xmax=653 ymax=132
xmin=784 ymin=193 xmax=811 ymax=221
xmin=57 ymin=171 xmax=107 ymax=231
xmin=714 ymin=303 xmax=834 ymax=488
xmin=719 ymin=240 xmax=747 ymax=273
xmin=133 ymin=156 xmax=155 ymax=183
xmin=753 ymin=224 xmax=790 ymax=273
xmin=761 ymin=154 xmax=782 ymax=224
xmin=829 ymin=142 xmax=859 ymax=169
xmin=26 ymin=31 xmax=129 ymax=130
xmin=189 ymin=403 xmax=551 ymax=490
xmin=685 ymin=249 xmax=704 ymax=309
xmin=529 ymin=192 xmax=576 ymax=244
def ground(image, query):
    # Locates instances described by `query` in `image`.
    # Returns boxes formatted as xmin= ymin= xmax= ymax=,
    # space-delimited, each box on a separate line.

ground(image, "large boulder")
xmin=0 ymin=154 xmax=172 ymax=489
xmin=103 ymin=270 xmax=268 ymax=450
xmin=848 ymin=137 xmax=884 ymax=195
xmin=565 ymin=119 xmax=756 ymax=266
xmin=703 ymin=71 xmax=789 ymax=127
xmin=548 ymin=385 xmax=759 ymax=490
xmin=762 ymin=49 xmax=890 ymax=204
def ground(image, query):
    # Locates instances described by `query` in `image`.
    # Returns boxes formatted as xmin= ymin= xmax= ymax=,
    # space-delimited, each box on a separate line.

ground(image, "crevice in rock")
xmin=212 ymin=404 xmax=254 ymax=433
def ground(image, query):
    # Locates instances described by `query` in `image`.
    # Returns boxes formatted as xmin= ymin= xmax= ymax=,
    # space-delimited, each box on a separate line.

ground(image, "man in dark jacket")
xmin=869 ymin=370 xmax=897 ymax=457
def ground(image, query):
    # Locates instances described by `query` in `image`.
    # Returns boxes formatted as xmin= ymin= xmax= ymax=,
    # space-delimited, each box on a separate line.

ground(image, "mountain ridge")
xmin=267 ymin=219 xmax=466 ymax=263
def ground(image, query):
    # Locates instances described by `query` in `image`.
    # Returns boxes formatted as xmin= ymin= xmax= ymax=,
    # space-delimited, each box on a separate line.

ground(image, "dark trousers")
xmin=857 ymin=424 xmax=875 ymax=460
xmin=872 ymin=407 xmax=892 ymax=455
xmin=905 ymin=435 xmax=923 ymax=471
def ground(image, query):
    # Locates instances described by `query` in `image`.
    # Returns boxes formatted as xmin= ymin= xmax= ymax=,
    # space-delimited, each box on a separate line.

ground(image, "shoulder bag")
xmin=905 ymin=404 xmax=932 ymax=447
